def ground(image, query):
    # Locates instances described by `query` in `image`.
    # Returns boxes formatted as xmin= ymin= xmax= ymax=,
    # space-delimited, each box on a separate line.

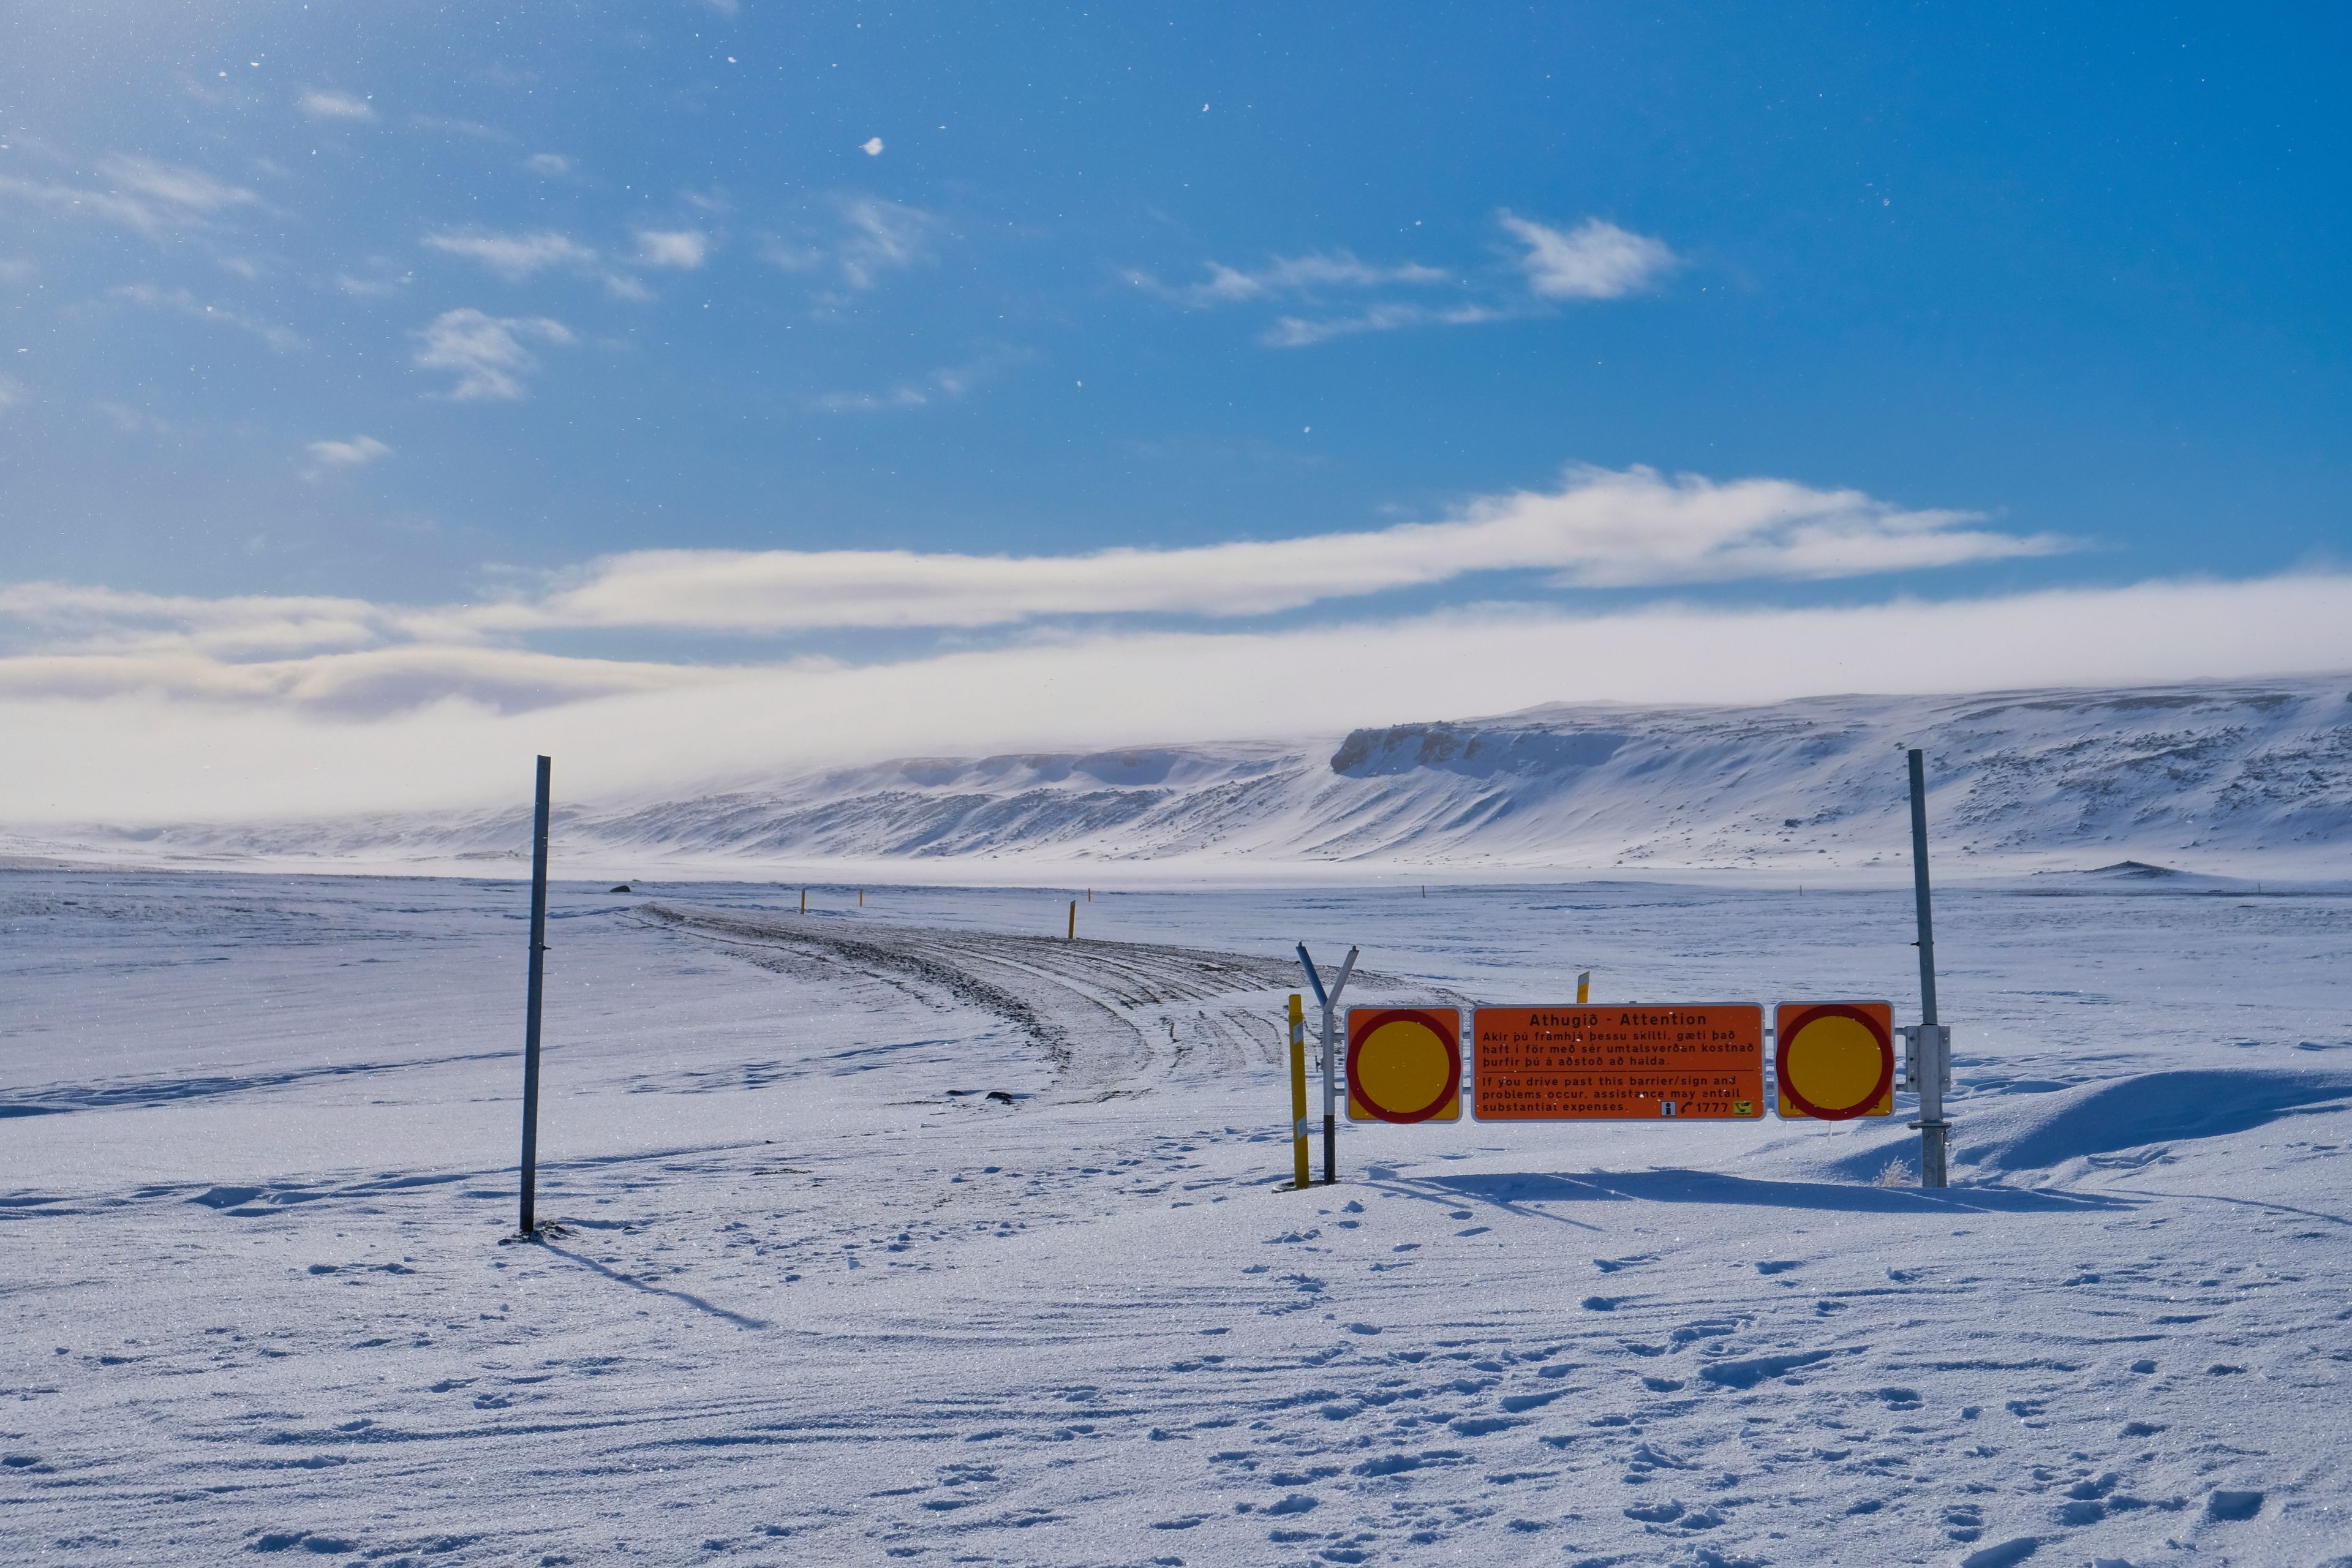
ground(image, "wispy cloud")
xmin=764 ymin=197 xmax=938 ymax=290
xmin=0 ymin=374 xmax=23 ymax=415
xmin=108 ymin=284 xmax=303 ymax=353
xmin=336 ymin=258 xmax=413 ymax=297
xmin=1500 ymin=213 xmax=1676 ymax=299
xmin=100 ymin=156 xmax=260 ymax=216
xmin=0 ymin=466 xmax=2063 ymax=680
xmin=810 ymin=358 xmax=997 ymax=415
xmin=411 ymin=308 xmax=574 ymax=400
xmin=1134 ymin=251 xmax=1451 ymax=306
xmin=299 ymin=89 xmax=375 ymax=122
xmin=442 ymin=466 xmax=2059 ymax=634
xmin=635 ymin=228 xmax=709 ymax=270
xmin=1151 ymin=213 xmax=1678 ymax=347
xmin=1263 ymin=302 xmax=1509 ymax=348
xmin=523 ymin=153 xmax=573 ymax=176
xmin=304 ymin=435 xmax=391 ymax=477
xmin=423 ymin=227 xmax=598 ymax=281
xmin=0 ymin=155 xmax=259 ymax=239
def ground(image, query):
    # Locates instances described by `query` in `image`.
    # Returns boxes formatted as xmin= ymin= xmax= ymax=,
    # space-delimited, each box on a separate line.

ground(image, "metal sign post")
xmin=1906 ymin=748 xmax=1951 ymax=1188
xmin=518 ymin=755 xmax=552 ymax=1237
xmin=1295 ymin=943 xmax=1358 ymax=1185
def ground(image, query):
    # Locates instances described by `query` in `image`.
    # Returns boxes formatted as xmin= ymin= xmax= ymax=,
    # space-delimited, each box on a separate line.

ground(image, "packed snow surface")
xmin=16 ymin=675 xmax=2352 ymax=879
xmin=6 ymin=868 xmax=2351 ymax=1565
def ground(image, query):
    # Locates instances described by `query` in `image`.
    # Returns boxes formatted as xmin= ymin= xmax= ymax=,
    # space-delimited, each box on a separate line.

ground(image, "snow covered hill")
xmin=22 ymin=675 xmax=2352 ymax=878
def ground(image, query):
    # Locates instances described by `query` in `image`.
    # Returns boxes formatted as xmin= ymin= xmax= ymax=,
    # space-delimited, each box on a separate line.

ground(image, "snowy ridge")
xmin=25 ymin=674 xmax=2352 ymax=876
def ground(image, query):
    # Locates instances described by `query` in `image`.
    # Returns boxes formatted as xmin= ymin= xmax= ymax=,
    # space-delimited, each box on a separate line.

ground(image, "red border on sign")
xmin=1776 ymin=1003 xmax=1893 ymax=1120
xmin=1346 ymin=1009 xmax=1461 ymax=1124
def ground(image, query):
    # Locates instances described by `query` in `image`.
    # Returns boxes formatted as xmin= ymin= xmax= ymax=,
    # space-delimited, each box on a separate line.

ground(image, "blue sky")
xmin=3 ymin=2 xmax=2350 ymax=816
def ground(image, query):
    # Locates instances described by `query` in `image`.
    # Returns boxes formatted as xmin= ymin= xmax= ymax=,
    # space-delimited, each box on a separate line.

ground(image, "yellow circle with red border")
xmin=1777 ymin=1005 xmax=1893 ymax=1119
xmin=1348 ymin=1011 xmax=1460 ymax=1123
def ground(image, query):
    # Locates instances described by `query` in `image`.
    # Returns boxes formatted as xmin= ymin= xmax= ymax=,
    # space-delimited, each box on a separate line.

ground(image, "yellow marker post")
xmin=799 ymin=888 xmax=807 ymax=915
xmin=1068 ymin=900 xmax=1077 ymax=940
xmin=1577 ymin=969 xmax=1591 ymax=1004
xmin=1287 ymin=993 xmax=1310 ymax=1189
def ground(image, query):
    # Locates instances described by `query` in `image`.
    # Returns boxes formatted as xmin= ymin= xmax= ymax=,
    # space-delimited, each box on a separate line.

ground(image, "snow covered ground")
xmin=12 ymin=676 xmax=2352 ymax=883
xmin=6 ymin=868 xmax=2351 ymax=1566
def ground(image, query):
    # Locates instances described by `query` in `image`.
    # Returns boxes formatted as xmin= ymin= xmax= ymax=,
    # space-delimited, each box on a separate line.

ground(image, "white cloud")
xmin=300 ymin=89 xmax=375 ymax=122
xmin=108 ymin=283 xmax=303 ymax=353
xmin=410 ymin=308 xmax=573 ymax=400
xmin=0 ymin=373 xmax=21 ymax=414
xmin=422 ymin=228 xmax=597 ymax=281
xmin=635 ymin=228 xmax=709 ymax=270
xmin=4 ymin=575 xmax=2351 ymax=821
xmin=860 ymin=137 xmax=884 ymax=156
xmin=524 ymin=153 xmax=572 ymax=176
xmin=304 ymin=435 xmax=391 ymax=473
xmin=1500 ymin=213 xmax=1676 ymax=300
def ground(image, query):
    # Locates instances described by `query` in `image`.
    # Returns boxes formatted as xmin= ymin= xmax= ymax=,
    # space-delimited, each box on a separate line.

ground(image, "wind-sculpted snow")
xmin=13 ymin=676 xmax=2352 ymax=877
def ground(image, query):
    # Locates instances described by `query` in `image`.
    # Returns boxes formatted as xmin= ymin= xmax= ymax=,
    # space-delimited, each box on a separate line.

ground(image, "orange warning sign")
xmin=1774 ymin=1001 xmax=1895 ymax=1120
xmin=1471 ymin=1005 xmax=1764 ymax=1120
xmin=1345 ymin=1008 xmax=1462 ymax=1123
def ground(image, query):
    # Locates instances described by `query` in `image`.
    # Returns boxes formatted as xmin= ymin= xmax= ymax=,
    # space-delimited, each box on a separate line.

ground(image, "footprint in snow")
xmin=1755 ymin=1259 xmax=1802 ymax=1275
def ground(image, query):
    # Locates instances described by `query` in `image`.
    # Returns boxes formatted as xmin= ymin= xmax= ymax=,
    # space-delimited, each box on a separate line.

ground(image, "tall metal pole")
xmin=519 ymin=755 xmax=551 ymax=1236
xmin=1907 ymin=748 xmax=1949 ymax=1188
xmin=1295 ymin=944 xmax=1355 ymax=1186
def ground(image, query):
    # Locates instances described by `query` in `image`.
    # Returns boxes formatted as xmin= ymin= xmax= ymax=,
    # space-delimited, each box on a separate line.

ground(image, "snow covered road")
xmin=4 ymin=870 xmax=2350 ymax=1566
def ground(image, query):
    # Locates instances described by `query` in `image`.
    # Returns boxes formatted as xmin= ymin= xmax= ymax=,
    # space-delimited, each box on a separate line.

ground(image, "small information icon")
xmin=1659 ymin=1101 xmax=1679 ymax=1117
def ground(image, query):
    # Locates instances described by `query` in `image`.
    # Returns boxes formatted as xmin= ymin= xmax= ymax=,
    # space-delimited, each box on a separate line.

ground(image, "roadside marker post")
xmin=799 ymin=888 xmax=807 ymax=914
xmin=1287 ymin=994 xmax=1311 ymax=1188
xmin=1906 ymin=748 xmax=1951 ymax=1188
xmin=1068 ymin=900 xmax=1077 ymax=940
xmin=1295 ymin=943 xmax=1358 ymax=1185
xmin=1577 ymin=970 xmax=1592 ymax=1005
xmin=517 ymin=755 xmax=551 ymax=1238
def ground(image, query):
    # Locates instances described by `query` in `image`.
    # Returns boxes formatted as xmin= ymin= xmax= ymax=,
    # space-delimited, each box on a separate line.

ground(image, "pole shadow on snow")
xmin=534 ymin=1237 xmax=771 ymax=1330
xmin=1366 ymin=1167 xmax=2133 ymax=1218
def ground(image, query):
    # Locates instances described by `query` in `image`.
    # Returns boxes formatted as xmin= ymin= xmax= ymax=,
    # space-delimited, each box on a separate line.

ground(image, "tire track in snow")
xmin=638 ymin=904 xmax=1447 ymax=1102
